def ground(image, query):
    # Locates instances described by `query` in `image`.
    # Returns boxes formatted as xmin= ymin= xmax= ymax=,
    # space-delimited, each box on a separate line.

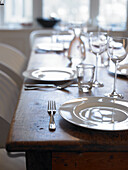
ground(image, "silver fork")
xmin=48 ymin=101 xmax=56 ymax=130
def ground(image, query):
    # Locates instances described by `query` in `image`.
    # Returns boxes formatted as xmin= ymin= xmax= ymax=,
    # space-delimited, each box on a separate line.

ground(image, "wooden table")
xmin=6 ymin=36 xmax=128 ymax=170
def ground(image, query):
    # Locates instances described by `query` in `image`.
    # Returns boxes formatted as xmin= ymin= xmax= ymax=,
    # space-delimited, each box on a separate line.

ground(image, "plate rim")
xmin=23 ymin=67 xmax=77 ymax=82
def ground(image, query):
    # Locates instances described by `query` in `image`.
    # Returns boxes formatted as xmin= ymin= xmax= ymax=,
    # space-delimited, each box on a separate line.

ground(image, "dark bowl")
xmin=37 ymin=18 xmax=61 ymax=28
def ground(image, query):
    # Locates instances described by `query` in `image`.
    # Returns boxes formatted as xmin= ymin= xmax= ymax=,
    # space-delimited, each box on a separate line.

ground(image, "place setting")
xmin=22 ymin=67 xmax=77 ymax=90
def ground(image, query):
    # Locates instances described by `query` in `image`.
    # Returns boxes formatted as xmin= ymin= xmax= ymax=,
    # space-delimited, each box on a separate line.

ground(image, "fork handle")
xmin=49 ymin=112 xmax=56 ymax=130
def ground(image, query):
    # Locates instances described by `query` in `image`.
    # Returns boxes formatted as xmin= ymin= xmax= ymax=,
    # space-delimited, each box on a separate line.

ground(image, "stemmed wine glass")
xmin=89 ymin=32 xmax=107 ymax=87
xmin=105 ymin=36 xmax=128 ymax=98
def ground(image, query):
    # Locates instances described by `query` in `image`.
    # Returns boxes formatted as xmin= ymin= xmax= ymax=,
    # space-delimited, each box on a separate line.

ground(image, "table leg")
xmin=26 ymin=151 xmax=52 ymax=170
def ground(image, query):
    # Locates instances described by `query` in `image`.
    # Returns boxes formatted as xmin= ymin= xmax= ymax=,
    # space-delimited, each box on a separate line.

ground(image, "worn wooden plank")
xmin=26 ymin=151 xmax=52 ymax=170
xmin=52 ymin=152 xmax=128 ymax=170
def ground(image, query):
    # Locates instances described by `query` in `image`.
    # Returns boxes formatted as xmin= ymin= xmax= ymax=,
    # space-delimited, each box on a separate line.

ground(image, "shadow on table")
xmin=59 ymin=118 xmax=128 ymax=151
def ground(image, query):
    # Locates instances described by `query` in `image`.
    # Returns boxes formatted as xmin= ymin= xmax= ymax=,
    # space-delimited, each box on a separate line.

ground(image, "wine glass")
xmin=89 ymin=32 xmax=107 ymax=87
xmin=106 ymin=36 xmax=128 ymax=98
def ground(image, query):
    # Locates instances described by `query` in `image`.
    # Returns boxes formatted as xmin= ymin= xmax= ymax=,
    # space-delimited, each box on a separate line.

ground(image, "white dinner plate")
xmin=59 ymin=97 xmax=128 ymax=131
xmin=23 ymin=67 xmax=76 ymax=82
xmin=36 ymin=42 xmax=64 ymax=52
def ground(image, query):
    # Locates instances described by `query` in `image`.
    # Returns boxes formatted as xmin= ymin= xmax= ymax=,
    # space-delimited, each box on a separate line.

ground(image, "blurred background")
xmin=0 ymin=0 xmax=127 ymax=58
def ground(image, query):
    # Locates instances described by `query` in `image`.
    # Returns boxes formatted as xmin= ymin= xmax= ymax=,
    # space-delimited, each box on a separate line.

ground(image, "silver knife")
xmin=24 ymin=81 xmax=76 ymax=90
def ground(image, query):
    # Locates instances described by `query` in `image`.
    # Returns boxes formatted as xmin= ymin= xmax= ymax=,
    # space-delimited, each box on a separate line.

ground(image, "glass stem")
xmin=95 ymin=53 xmax=99 ymax=82
xmin=113 ymin=62 xmax=117 ymax=93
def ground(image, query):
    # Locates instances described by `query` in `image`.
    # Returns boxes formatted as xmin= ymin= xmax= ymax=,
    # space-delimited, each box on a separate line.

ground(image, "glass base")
xmin=105 ymin=91 xmax=124 ymax=99
xmin=92 ymin=80 xmax=104 ymax=88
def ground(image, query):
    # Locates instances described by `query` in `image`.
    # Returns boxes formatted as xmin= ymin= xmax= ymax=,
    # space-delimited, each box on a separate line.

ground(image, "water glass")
xmin=77 ymin=64 xmax=95 ymax=92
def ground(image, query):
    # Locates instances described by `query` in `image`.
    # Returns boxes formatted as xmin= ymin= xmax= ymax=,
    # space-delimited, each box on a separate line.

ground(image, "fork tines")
xmin=48 ymin=100 xmax=56 ymax=130
xmin=48 ymin=100 xmax=56 ymax=113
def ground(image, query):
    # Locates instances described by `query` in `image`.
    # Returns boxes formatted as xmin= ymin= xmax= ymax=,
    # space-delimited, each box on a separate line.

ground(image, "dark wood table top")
xmin=6 ymin=37 xmax=128 ymax=153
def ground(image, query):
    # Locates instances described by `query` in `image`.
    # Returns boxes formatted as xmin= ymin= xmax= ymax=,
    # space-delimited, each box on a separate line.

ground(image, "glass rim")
xmin=76 ymin=63 xmax=95 ymax=69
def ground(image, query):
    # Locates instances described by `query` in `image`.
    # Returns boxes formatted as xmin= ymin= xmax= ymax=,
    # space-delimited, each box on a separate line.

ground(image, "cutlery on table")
xmin=47 ymin=100 xmax=56 ymax=130
xmin=24 ymin=80 xmax=75 ymax=90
